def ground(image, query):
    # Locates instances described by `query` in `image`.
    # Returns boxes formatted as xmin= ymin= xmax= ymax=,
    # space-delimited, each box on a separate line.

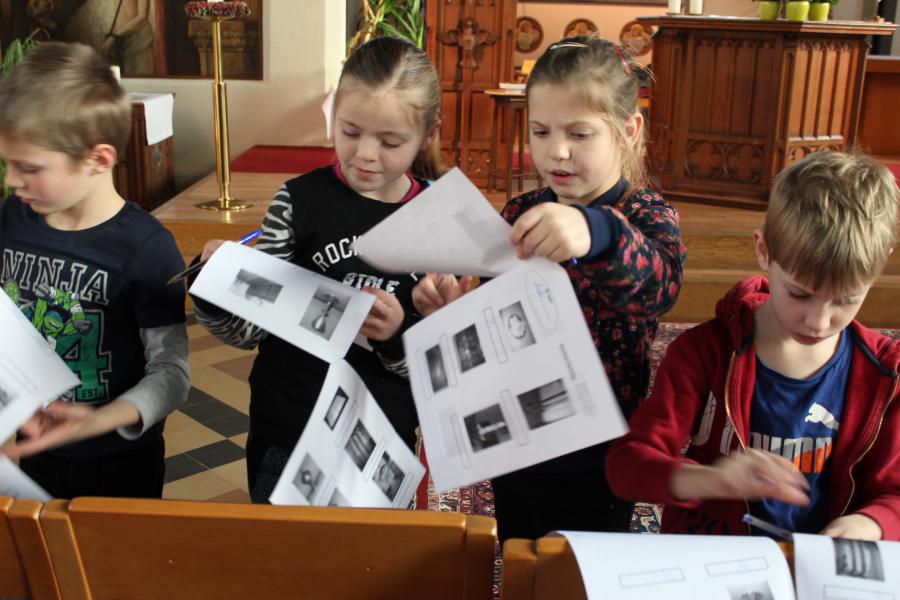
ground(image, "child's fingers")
xmin=415 ymin=275 xmax=446 ymax=309
xmin=509 ymin=208 xmax=543 ymax=246
xmin=518 ymin=227 xmax=552 ymax=259
xmin=459 ymin=275 xmax=475 ymax=294
xmin=200 ymin=239 xmax=226 ymax=261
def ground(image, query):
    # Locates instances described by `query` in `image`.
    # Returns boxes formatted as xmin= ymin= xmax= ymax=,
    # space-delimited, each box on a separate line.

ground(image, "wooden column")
xmin=640 ymin=16 xmax=896 ymax=209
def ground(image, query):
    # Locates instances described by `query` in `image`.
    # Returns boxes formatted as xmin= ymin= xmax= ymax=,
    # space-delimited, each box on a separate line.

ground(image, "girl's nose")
xmin=548 ymin=137 xmax=571 ymax=161
xmin=356 ymin=137 xmax=379 ymax=161
xmin=4 ymin=166 xmax=23 ymax=190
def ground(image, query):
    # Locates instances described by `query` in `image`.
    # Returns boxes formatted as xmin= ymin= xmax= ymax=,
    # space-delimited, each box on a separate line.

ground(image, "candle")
xmin=667 ymin=0 xmax=682 ymax=13
xmin=110 ymin=65 xmax=121 ymax=82
xmin=688 ymin=0 xmax=703 ymax=14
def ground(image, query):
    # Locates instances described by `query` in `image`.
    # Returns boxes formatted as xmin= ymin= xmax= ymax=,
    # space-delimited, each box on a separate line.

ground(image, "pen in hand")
xmin=165 ymin=228 xmax=263 ymax=285
xmin=742 ymin=514 xmax=793 ymax=541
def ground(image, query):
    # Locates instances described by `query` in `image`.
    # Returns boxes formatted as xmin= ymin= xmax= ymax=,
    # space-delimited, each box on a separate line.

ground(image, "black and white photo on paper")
xmin=372 ymin=451 xmax=405 ymax=501
xmin=292 ymin=453 xmax=324 ymax=502
xmin=328 ymin=487 xmax=350 ymax=507
xmin=299 ymin=287 xmax=351 ymax=341
xmin=833 ymin=539 xmax=885 ymax=581
xmin=453 ymin=324 xmax=486 ymax=373
xmin=324 ymin=386 xmax=350 ymax=430
xmin=517 ymin=378 xmax=575 ymax=430
xmin=426 ymin=344 xmax=449 ymax=392
xmin=499 ymin=301 xmax=536 ymax=351
xmin=228 ymin=269 xmax=284 ymax=306
xmin=463 ymin=404 xmax=512 ymax=452
xmin=0 ymin=381 xmax=14 ymax=408
xmin=344 ymin=420 xmax=377 ymax=471
xmin=726 ymin=581 xmax=774 ymax=600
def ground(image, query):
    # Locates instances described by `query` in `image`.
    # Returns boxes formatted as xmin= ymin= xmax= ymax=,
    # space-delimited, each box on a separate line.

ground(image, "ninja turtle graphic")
xmin=4 ymin=280 xmax=92 ymax=348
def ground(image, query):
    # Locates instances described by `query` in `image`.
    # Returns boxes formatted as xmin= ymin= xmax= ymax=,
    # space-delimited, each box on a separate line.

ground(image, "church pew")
xmin=500 ymin=537 xmax=587 ymax=600
xmin=0 ymin=496 xmax=61 ymax=600
xmin=40 ymin=497 xmax=497 ymax=600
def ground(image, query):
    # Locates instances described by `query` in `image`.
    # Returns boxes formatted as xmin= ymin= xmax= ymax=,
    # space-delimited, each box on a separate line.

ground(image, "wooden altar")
xmin=639 ymin=16 xmax=896 ymax=209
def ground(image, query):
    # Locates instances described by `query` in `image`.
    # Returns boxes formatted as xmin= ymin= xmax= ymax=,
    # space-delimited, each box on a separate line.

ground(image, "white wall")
xmin=122 ymin=0 xmax=345 ymax=189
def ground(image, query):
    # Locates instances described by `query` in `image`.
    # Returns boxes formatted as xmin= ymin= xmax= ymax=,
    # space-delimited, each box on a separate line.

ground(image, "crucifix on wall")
xmin=438 ymin=16 xmax=498 ymax=69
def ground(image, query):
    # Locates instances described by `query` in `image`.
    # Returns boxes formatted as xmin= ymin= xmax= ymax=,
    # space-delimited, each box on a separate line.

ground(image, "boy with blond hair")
xmin=608 ymin=151 xmax=900 ymax=540
xmin=0 ymin=42 xmax=189 ymax=498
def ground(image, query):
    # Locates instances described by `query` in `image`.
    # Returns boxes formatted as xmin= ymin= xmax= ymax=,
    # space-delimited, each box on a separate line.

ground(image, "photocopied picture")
xmin=463 ymin=404 xmax=512 ymax=452
xmin=517 ymin=379 xmax=575 ymax=430
xmin=292 ymin=453 xmax=325 ymax=503
xmin=324 ymin=386 xmax=350 ymax=430
xmin=228 ymin=269 xmax=284 ymax=306
xmin=426 ymin=344 xmax=449 ymax=393
xmin=269 ymin=360 xmax=425 ymax=509
xmin=189 ymin=242 xmax=376 ymax=364
xmin=726 ymin=581 xmax=774 ymax=600
xmin=0 ymin=381 xmax=14 ymax=408
xmin=499 ymin=301 xmax=536 ymax=352
xmin=793 ymin=533 xmax=900 ymax=600
xmin=454 ymin=324 xmax=486 ymax=373
xmin=833 ymin=539 xmax=885 ymax=581
xmin=299 ymin=287 xmax=351 ymax=341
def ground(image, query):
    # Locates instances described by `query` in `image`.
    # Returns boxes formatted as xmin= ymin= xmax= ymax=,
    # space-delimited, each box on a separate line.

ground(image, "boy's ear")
xmin=753 ymin=228 xmax=770 ymax=272
xmin=86 ymin=144 xmax=118 ymax=174
xmin=624 ymin=111 xmax=644 ymax=148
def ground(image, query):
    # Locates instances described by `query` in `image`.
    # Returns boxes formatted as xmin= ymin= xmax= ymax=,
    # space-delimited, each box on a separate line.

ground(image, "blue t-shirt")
xmin=748 ymin=330 xmax=851 ymax=534
xmin=0 ymin=195 xmax=185 ymax=458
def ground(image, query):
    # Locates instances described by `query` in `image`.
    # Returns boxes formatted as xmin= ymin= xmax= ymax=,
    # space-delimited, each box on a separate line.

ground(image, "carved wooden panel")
xmin=640 ymin=16 xmax=895 ymax=208
xmin=427 ymin=0 xmax=517 ymax=186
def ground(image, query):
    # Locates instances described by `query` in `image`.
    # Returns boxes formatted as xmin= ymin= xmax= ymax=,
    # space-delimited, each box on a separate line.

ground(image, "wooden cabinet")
xmin=640 ymin=16 xmax=896 ymax=208
xmin=427 ymin=0 xmax=517 ymax=186
xmin=859 ymin=56 xmax=900 ymax=157
xmin=114 ymin=100 xmax=175 ymax=213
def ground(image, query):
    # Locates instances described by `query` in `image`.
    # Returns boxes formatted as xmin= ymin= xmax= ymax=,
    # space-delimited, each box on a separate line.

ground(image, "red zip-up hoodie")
xmin=607 ymin=276 xmax=900 ymax=539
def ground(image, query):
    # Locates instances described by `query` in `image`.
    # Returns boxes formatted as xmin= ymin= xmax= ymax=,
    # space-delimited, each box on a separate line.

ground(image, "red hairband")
xmin=548 ymin=41 xmax=635 ymax=76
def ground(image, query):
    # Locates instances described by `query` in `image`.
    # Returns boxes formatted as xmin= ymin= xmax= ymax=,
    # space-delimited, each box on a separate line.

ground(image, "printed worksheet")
xmin=190 ymin=242 xmax=376 ymax=363
xmin=558 ymin=531 xmax=796 ymax=600
xmin=0 ymin=292 xmax=81 ymax=445
xmin=794 ymin=533 xmax=900 ymax=600
xmin=403 ymin=257 xmax=627 ymax=491
xmin=355 ymin=167 xmax=520 ymax=277
xmin=0 ymin=456 xmax=50 ymax=501
xmin=270 ymin=360 xmax=425 ymax=509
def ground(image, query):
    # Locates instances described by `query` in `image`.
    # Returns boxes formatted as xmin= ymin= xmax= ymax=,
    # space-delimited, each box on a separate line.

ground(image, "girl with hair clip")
xmin=414 ymin=36 xmax=687 ymax=541
xmin=192 ymin=36 xmax=443 ymax=502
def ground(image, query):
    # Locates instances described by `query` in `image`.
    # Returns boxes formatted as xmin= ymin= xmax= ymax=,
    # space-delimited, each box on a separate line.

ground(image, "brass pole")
xmin=196 ymin=16 xmax=252 ymax=211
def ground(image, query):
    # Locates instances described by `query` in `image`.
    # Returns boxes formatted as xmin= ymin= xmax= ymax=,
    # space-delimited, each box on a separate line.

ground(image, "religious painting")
xmin=619 ymin=20 xmax=654 ymax=57
xmin=563 ymin=18 xmax=598 ymax=39
xmin=1 ymin=0 xmax=262 ymax=79
xmin=515 ymin=16 xmax=543 ymax=53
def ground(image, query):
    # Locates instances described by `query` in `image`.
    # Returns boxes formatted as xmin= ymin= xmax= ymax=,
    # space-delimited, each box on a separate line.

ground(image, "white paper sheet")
xmin=128 ymin=92 xmax=174 ymax=145
xmin=794 ymin=533 xmax=900 ymax=600
xmin=558 ymin=531 xmax=796 ymax=600
xmin=403 ymin=258 xmax=627 ymax=491
xmin=0 ymin=293 xmax=81 ymax=445
xmin=269 ymin=360 xmax=425 ymax=509
xmin=0 ymin=456 xmax=50 ymax=501
xmin=189 ymin=242 xmax=375 ymax=363
xmin=355 ymin=167 xmax=521 ymax=277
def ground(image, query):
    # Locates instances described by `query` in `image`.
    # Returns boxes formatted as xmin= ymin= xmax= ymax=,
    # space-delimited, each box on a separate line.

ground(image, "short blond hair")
xmin=0 ymin=42 xmax=131 ymax=159
xmin=765 ymin=151 xmax=899 ymax=295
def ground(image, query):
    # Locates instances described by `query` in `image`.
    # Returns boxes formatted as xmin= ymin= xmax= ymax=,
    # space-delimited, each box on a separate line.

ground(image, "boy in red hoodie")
xmin=607 ymin=151 xmax=900 ymax=540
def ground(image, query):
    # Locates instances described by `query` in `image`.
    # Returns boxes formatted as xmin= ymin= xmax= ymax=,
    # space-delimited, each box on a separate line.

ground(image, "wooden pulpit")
xmin=639 ymin=16 xmax=896 ymax=208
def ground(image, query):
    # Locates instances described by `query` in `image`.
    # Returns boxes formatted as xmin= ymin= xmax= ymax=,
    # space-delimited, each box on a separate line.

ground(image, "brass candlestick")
xmin=185 ymin=1 xmax=253 ymax=211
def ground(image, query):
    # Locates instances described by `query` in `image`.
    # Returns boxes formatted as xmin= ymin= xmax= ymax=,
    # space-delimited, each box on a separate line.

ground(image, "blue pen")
xmin=166 ymin=228 xmax=264 ymax=285
xmin=569 ymin=258 xmax=578 ymax=266
xmin=742 ymin=514 xmax=793 ymax=541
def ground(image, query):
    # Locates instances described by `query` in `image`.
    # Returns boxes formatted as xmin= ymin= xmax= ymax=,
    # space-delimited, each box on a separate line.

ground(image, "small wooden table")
xmin=485 ymin=89 xmax=532 ymax=200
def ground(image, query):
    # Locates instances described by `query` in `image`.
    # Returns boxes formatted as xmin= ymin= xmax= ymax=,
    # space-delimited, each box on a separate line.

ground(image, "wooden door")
xmin=427 ymin=0 xmax=517 ymax=186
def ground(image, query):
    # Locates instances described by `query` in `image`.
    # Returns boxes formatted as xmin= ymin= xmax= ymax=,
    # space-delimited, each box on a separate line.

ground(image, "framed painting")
xmin=520 ymin=0 xmax=667 ymax=6
xmin=1 ymin=0 xmax=262 ymax=79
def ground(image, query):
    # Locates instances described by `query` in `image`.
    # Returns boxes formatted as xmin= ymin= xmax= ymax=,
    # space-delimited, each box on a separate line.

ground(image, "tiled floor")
xmin=163 ymin=313 xmax=255 ymax=503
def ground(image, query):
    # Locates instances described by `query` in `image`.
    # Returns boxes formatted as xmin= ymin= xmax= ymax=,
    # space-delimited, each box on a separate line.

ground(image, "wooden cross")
xmin=438 ymin=17 xmax=498 ymax=69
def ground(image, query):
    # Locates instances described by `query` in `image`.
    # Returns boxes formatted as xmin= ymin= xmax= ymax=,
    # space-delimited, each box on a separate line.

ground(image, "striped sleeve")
xmin=193 ymin=185 xmax=294 ymax=349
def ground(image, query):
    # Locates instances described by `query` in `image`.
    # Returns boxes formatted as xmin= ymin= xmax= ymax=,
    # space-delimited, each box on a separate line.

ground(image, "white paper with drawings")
xmin=558 ymin=531 xmax=796 ymax=600
xmin=794 ymin=533 xmax=900 ymax=600
xmin=0 ymin=456 xmax=50 ymax=501
xmin=269 ymin=360 xmax=425 ymax=509
xmin=0 ymin=292 xmax=80 ymax=445
xmin=189 ymin=242 xmax=375 ymax=363
xmin=403 ymin=258 xmax=626 ymax=491
xmin=354 ymin=167 xmax=520 ymax=277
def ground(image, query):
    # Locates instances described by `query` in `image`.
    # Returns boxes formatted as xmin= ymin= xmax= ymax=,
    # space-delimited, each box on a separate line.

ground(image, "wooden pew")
xmin=0 ymin=496 xmax=61 ymax=600
xmin=40 ymin=497 xmax=497 ymax=600
xmin=501 ymin=537 xmax=586 ymax=600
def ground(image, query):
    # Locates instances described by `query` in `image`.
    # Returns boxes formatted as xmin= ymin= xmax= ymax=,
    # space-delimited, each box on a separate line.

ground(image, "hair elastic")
xmin=547 ymin=40 xmax=635 ymax=77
